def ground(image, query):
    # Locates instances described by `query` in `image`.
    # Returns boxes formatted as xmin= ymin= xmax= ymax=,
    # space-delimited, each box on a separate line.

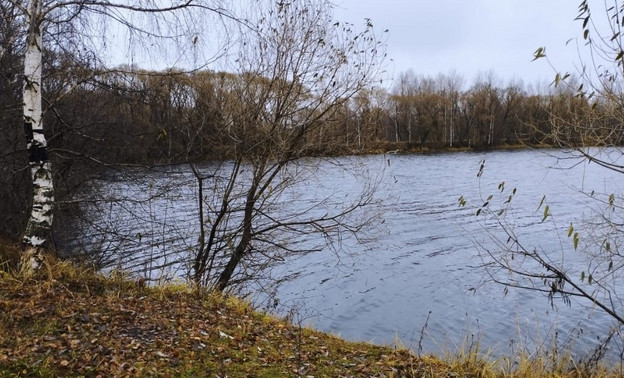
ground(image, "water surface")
xmin=65 ymin=148 xmax=624 ymax=358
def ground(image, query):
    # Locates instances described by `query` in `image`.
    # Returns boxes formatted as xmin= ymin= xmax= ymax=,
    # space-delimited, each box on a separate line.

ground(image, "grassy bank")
xmin=0 ymin=262 xmax=451 ymax=377
xmin=0 ymin=244 xmax=620 ymax=376
xmin=333 ymin=141 xmax=556 ymax=157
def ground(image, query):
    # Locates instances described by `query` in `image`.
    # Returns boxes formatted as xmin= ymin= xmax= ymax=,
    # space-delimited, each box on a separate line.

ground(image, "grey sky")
xmin=334 ymin=0 xmax=601 ymax=87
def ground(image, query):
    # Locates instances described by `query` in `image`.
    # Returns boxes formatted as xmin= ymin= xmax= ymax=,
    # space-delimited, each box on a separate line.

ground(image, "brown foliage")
xmin=0 ymin=262 xmax=444 ymax=377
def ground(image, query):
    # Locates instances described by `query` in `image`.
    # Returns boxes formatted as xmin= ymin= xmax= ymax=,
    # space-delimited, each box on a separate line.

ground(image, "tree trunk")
xmin=215 ymin=187 xmax=255 ymax=291
xmin=21 ymin=0 xmax=54 ymax=270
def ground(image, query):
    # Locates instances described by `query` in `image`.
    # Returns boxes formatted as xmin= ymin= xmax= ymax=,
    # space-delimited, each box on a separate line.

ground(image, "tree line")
xmin=2 ymin=60 xmax=613 ymax=181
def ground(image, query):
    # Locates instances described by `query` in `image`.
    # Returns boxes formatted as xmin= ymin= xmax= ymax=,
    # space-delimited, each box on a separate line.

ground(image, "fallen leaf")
xmin=218 ymin=330 xmax=234 ymax=339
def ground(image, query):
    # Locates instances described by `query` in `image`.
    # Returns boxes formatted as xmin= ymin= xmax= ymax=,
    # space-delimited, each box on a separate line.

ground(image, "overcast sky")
xmin=333 ymin=0 xmax=605 ymax=88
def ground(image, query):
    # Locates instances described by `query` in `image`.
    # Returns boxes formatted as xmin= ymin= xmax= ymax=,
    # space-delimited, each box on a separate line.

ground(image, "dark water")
xmin=66 ymin=148 xmax=624 ymax=359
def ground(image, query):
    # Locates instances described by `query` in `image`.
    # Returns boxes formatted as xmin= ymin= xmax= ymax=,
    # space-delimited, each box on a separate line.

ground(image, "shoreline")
xmin=0 ymin=242 xmax=620 ymax=376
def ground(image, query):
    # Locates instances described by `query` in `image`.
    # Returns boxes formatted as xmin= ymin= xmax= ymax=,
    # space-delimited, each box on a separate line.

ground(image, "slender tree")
xmin=19 ymin=0 xmax=53 ymax=268
xmin=190 ymin=0 xmax=387 ymax=291
xmin=0 ymin=2 xmax=29 ymax=239
xmin=468 ymin=0 xmax=624 ymax=343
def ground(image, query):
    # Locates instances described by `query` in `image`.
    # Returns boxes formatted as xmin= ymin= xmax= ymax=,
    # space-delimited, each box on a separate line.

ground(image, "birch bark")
xmin=21 ymin=0 xmax=54 ymax=269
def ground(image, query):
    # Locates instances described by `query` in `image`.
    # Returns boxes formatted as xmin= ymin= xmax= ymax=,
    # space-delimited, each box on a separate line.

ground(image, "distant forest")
xmin=1 ymin=61 xmax=611 ymax=165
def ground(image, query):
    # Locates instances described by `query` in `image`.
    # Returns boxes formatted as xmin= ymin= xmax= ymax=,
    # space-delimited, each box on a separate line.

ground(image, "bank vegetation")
xmin=0 ymin=241 xmax=621 ymax=377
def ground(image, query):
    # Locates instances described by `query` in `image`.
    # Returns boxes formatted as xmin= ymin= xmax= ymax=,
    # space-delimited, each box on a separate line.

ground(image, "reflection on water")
xmin=64 ymin=148 xmax=624 ymax=359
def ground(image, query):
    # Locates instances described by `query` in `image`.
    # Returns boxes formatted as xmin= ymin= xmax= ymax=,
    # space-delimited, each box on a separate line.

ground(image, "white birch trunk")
xmin=22 ymin=0 xmax=54 ymax=269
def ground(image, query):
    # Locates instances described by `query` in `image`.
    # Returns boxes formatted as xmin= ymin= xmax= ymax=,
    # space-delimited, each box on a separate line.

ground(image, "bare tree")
xmin=190 ymin=0 xmax=387 ymax=291
xmin=0 ymin=2 xmax=29 ymax=240
xmin=466 ymin=0 xmax=624 ymax=337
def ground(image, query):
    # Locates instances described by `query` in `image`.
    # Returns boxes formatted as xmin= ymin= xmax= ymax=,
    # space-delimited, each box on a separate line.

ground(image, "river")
xmin=63 ymin=148 xmax=624 ymax=360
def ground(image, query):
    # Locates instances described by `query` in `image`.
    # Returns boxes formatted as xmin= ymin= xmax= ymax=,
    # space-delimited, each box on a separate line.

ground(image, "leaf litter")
xmin=0 ymin=265 xmax=443 ymax=377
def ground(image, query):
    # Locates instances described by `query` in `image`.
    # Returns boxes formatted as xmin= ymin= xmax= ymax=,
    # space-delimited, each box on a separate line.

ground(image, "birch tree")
xmin=19 ymin=0 xmax=52 ymax=269
xmin=7 ymin=0 xmax=230 ymax=270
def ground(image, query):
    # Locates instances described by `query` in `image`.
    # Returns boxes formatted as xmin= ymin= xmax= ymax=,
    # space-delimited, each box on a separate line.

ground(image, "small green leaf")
xmin=498 ymin=181 xmax=505 ymax=192
xmin=573 ymin=232 xmax=580 ymax=250
xmin=588 ymin=274 xmax=593 ymax=284
xmin=606 ymin=241 xmax=611 ymax=252
xmin=477 ymin=160 xmax=485 ymax=178
xmin=567 ymin=223 xmax=574 ymax=237
xmin=498 ymin=209 xmax=505 ymax=216
xmin=537 ymin=195 xmax=546 ymax=211
xmin=542 ymin=205 xmax=549 ymax=222
xmin=581 ymin=271 xmax=585 ymax=282
xmin=553 ymin=73 xmax=561 ymax=87
xmin=476 ymin=208 xmax=482 ymax=216
xmin=458 ymin=196 xmax=466 ymax=207
xmin=584 ymin=29 xmax=590 ymax=40
xmin=532 ymin=46 xmax=547 ymax=61
xmin=609 ymin=193 xmax=615 ymax=206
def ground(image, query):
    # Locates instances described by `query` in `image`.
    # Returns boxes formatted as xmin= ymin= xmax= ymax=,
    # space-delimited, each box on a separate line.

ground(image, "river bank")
xmin=0 ymin=241 xmax=620 ymax=377
xmin=0 ymin=252 xmax=454 ymax=377
xmin=281 ymin=140 xmax=556 ymax=160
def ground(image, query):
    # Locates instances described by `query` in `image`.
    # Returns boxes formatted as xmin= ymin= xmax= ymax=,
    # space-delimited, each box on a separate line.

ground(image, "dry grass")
xmin=0 ymin=236 xmax=20 ymax=272
xmin=0 ymin=242 xmax=622 ymax=377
